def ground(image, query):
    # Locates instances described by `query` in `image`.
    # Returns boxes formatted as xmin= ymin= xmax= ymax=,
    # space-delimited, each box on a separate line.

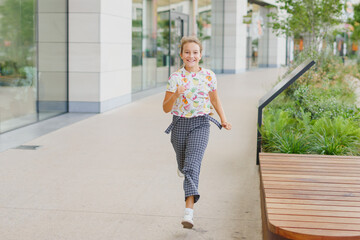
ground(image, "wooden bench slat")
xmin=263 ymin=175 xmax=360 ymax=184
xmin=271 ymin=219 xmax=360 ymax=231
xmin=266 ymin=197 xmax=360 ymax=207
xmin=260 ymin=156 xmax=360 ymax=161
xmin=262 ymin=170 xmax=360 ymax=177
xmin=267 ymin=203 xmax=360 ymax=212
xmin=261 ymin=164 xmax=360 ymax=171
xmin=260 ymin=156 xmax=360 ymax=163
xmin=264 ymin=185 xmax=359 ymax=193
xmin=265 ymin=188 xmax=360 ymax=197
xmin=260 ymin=152 xmax=360 ymax=160
xmin=280 ymin=227 xmax=360 ymax=239
xmin=264 ymin=181 xmax=360 ymax=191
xmin=261 ymin=161 xmax=360 ymax=168
xmin=262 ymin=160 xmax=360 ymax=166
xmin=266 ymin=193 xmax=360 ymax=202
xmin=269 ymin=214 xmax=360 ymax=224
xmin=267 ymin=208 xmax=360 ymax=218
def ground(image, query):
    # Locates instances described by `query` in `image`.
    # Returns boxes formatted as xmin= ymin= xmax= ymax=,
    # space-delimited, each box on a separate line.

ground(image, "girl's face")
xmin=180 ymin=42 xmax=202 ymax=69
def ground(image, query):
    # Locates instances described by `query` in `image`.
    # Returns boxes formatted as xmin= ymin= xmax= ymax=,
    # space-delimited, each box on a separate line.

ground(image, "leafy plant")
xmin=261 ymin=52 xmax=360 ymax=156
xmin=310 ymin=117 xmax=360 ymax=155
xmin=261 ymin=109 xmax=310 ymax=153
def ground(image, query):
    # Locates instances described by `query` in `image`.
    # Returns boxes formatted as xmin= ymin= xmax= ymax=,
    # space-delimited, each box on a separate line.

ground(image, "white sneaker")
xmin=181 ymin=208 xmax=194 ymax=229
xmin=177 ymin=168 xmax=184 ymax=178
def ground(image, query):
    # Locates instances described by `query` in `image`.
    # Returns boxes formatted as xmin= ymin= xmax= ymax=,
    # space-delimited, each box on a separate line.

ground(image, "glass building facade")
xmin=246 ymin=2 xmax=270 ymax=69
xmin=131 ymin=0 xmax=224 ymax=93
xmin=0 ymin=0 xmax=284 ymax=135
xmin=0 ymin=0 xmax=67 ymax=133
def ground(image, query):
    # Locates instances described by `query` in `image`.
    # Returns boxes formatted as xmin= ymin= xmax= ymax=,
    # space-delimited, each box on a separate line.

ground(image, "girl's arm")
xmin=209 ymin=90 xmax=232 ymax=130
xmin=163 ymin=86 xmax=185 ymax=113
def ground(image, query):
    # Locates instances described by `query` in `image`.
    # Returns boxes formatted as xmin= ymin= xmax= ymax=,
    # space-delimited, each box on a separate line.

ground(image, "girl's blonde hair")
xmin=180 ymin=36 xmax=203 ymax=54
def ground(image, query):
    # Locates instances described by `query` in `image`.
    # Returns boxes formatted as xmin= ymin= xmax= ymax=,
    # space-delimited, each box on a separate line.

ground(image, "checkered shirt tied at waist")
xmin=165 ymin=114 xmax=222 ymax=134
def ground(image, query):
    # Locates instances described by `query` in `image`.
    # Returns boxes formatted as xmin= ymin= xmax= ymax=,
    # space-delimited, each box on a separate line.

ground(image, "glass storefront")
xmin=0 ymin=0 xmax=68 ymax=133
xmin=131 ymin=0 xmax=224 ymax=93
xmin=246 ymin=2 xmax=269 ymax=69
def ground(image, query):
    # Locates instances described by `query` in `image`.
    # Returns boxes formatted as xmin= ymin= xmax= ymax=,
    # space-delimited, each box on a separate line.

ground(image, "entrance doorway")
xmin=156 ymin=11 xmax=189 ymax=85
xmin=169 ymin=12 xmax=189 ymax=75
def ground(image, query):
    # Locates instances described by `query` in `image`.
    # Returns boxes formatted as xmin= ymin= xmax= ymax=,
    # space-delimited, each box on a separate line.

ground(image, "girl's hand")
xmin=222 ymin=121 xmax=232 ymax=130
xmin=175 ymin=85 xmax=186 ymax=96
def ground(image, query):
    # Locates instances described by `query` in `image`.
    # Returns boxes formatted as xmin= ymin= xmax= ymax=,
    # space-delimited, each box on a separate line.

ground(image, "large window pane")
xmin=142 ymin=0 xmax=157 ymax=90
xmin=156 ymin=4 xmax=170 ymax=85
xmin=0 ymin=0 xmax=68 ymax=133
xmin=132 ymin=0 xmax=158 ymax=93
xmin=132 ymin=0 xmax=143 ymax=92
xmin=198 ymin=0 xmax=224 ymax=73
xmin=0 ymin=0 xmax=37 ymax=132
xmin=132 ymin=0 xmax=224 ymax=92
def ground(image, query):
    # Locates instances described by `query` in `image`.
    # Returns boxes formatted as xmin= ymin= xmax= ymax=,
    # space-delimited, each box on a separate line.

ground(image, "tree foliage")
xmin=268 ymin=0 xmax=343 ymax=50
xmin=350 ymin=3 xmax=360 ymax=41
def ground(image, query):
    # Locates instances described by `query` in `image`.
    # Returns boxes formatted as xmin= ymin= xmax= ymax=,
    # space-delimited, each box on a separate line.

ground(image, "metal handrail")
xmin=256 ymin=59 xmax=316 ymax=165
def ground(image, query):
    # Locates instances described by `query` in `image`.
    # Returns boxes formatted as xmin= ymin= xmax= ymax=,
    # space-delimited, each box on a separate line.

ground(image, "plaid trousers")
xmin=165 ymin=115 xmax=222 ymax=203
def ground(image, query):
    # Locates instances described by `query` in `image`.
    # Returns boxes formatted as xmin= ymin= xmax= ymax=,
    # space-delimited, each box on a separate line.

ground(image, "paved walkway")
xmin=0 ymin=68 xmax=280 ymax=240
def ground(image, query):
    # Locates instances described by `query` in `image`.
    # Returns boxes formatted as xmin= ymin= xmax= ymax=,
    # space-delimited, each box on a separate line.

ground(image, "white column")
xmin=100 ymin=0 xmax=132 ymax=112
xmin=69 ymin=0 xmax=132 ymax=113
xmin=257 ymin=6 xmax=269 ymax=68
xmin=38 ymin=0 xmax=68 ymax=112
xmin=69 ymin=0 xmax=101 ymax=112
xmin=277 ymin=36 xmax=287 ymax=67
xmin=223 ymin=0 xmax=247 ymax=73
xmin=211 ymin=0 xmax=224 ymax=73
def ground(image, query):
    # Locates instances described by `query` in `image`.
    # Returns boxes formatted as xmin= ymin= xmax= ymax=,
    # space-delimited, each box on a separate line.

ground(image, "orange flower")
xmin=206 ymin=76 xmax=212 ymax=81
xmin=182 ymin=78 xmax=188 ymax=83
xmin=182 ymin=98 xmax=188 ymax=104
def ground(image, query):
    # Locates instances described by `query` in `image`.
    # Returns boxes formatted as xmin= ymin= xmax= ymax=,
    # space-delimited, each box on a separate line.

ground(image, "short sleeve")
xmin=209 ymin=70 xmax=217 ymax=91
xmin=166 ymin=73 xmax=178 ymax=93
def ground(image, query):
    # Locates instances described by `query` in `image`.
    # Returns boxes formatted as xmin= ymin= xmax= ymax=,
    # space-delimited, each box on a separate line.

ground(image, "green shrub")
xmin=261 ymin=109 xmax=310 ymax=154
xmin=264 ymin=131 xmax=310 ymax=154
xmin=261 ymin=52 xmax=360 ymax=156
xmin=309 ymin=117 xmax=360 ymax=155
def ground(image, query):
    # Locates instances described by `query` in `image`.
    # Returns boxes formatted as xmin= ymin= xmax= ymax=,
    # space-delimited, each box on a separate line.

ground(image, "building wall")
xmin=69 ymin=0 xmax=132 ymax=113
xmin=100 ymin=0 xmax=132 ymax=112
xmin=68 ymin=0 xmax=285 ymax=112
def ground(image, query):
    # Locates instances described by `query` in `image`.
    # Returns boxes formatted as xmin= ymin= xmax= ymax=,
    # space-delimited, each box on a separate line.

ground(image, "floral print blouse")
xmin=166 ymin=67 xmax=217 ymax=118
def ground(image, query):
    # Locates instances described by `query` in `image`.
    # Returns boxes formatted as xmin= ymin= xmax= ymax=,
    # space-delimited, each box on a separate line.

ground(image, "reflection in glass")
xmin=246 ymin=3 xmax=262 ymax=69
xmin=142 ymin=0 xmax=157 ymax=90
xmin=197 ymin=0 xmax=211 ymax=69
xmin=0 ymin=0 xmax=37 ymax=132
xmin=132 ymin=0 xmax=143 ymax=92
xmin=132 ymin=0 xmax=157 ymax=93
xmin=170 ymin=12 xmax=189 ymax=74
xmin=246 ymin=3 xmax=270 ymax=69
xmin=157 ymin=9 xmax=170 ymax=84
xmin=131 ymin=0 xmax=224 ymax=92
xmin=0 ymin=0 xmax=68 ymax=133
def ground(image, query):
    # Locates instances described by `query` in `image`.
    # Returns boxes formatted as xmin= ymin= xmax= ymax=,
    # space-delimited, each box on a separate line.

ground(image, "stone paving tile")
xmin=0 ymin=68 xmax=280 ymax=240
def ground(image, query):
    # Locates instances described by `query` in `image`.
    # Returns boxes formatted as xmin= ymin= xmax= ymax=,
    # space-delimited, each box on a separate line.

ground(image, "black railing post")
xmin=257 ymin=106 xmax=263 ymax=165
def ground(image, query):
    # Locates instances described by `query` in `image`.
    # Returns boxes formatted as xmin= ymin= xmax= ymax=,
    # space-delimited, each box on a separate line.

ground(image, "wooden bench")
xmin=259 ymin=152 xmax=360 ymax=240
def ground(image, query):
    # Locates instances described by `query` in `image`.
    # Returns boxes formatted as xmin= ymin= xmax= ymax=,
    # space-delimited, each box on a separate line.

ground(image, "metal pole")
xmin=257 ymin=106 xmax=263 ymax=165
